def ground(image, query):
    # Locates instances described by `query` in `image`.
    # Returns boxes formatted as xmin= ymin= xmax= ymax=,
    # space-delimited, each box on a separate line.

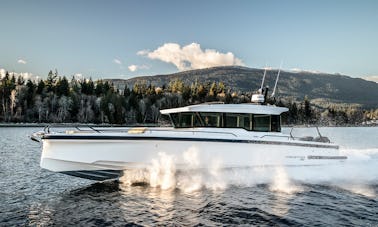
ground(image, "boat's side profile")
xmin=33 ymin=71 xmax=347 ymax=181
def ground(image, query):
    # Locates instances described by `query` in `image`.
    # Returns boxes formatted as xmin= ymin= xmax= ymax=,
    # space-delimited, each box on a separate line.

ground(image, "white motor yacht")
xmin=32 ymin=100 xmax=346 ymax=181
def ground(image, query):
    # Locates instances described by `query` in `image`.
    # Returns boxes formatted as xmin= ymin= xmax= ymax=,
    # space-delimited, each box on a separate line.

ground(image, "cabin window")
xmin=193 ymin=113 xmax=203 ymax=127
xmin=224 ymin=113 xmax=238 ymax=128
xmin=169 ymin=112 xmax=281 ymax=132
xmin=199 ymin=112 xmax=222 ymax=127
xmin=271 ymin=115 xmax=281 ymax=132
xmin=180 ymin=113 xmax=193 ymax=127
xmin=170 ymin=113 xmax=179 ymax=126
xmin=253 ymin=114 xmax=271 ymax=132
xmin=170 ymin=112 xmax=201 ymax=128
xmin=224 ymin=113 xmax=251 ymax=130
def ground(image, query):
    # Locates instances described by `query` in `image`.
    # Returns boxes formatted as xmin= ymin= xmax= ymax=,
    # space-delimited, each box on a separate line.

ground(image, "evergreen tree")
xmin=0 ymin=71 xmax=376 ymax=125
xmin=304 ymin=96 xmax=312 ymax=121
xmin=123 ymin=84 xmax=131 ymax=97
xmin=95 ymin=80 xmax=104 ymax=96
xmin=26 ymin=79 xmax=36 ymax=108
xmin=46 ymin=70 xmax=57 ymax=93
xmin=17 ymin=76 xmax=25 ymax=85
xmin=36 ymin=80 xmax=45 ymax=95
xmin=56 ymin=76 xmax=69 ymax=97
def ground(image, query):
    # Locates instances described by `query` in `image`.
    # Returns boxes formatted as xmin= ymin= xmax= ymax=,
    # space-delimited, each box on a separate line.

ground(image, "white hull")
xmin=39 ymin=127 xmax=346 ymax=180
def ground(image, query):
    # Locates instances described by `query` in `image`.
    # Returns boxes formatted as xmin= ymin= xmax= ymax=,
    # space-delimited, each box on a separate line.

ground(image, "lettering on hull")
xmin=307 ymin=155 xmax=347 ymax=160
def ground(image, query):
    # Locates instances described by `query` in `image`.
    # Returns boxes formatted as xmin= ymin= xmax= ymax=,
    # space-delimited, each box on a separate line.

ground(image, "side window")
xmin=253 ymin=115 xmax=270 ymax=132
xmin=224 ymin=114 xmax=238 ymax=128
xmin=170 ymin=112 xmax=201 ymax=128
xmin=193 ymin=113 xmax=203 ymax=127
xmin=170 ymin=113 xmax=179 ymax=127
xmin=224 ymin=113 xmax=251 ymax=130
xmin=244 ymin=114 xmax=252 ymax=130
xmin=200 ymin=113 xmax=221 ymax=127
xmin=271 ymin=115 xmax=281 ymax=132
xmin=180 ymin=113 xmax=193 ymax=127
xmin=239 ymin=114 xmax=251 ymax=130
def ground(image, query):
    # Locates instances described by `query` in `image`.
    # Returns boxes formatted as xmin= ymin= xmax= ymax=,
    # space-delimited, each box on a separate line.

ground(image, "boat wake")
xmin=120 ymin=147 xmax=226 ymax=193
xmin=119 ymin=147 xmax=378 ymax=197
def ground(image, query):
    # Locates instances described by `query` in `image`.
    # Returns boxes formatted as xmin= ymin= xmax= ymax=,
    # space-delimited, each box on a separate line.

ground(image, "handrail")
xmin=289 ymin=127 xmax=294 ymax=140
xmin=71 ymin=127 xmax=239 ymax=138
xmin=44 ymin=125 xmax=50 ymax=133
xmin=259 ymin=134 xmax=299 ymax=140
xmin=282 ymin=126 xmax=331 ymax=143
xmin=148 ymin=128 xmax=238 ymax=137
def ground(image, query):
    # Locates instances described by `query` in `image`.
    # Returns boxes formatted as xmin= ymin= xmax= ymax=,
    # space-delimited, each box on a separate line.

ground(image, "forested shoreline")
xmin=1 ymin=70 xmax=377 ymax=126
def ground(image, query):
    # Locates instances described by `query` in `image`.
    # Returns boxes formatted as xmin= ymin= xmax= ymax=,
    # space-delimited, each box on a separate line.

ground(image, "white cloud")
xmin=139 ymin=43 xmax=244 ymax=71
xmin=17 ymin=59 xmax=27 ymax=64
xmin=113 ymin=58 xmax=122 ymax=65
xmin=137 ymin=50 xmax=149 ymax=56
xmin=128 ymin=64 xmax=149 ymax=72
xmin=128 ymin=65 xmax=138 ymax=72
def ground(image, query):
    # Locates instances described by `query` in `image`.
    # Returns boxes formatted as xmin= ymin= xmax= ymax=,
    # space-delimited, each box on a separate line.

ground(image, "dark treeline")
xmin=1 ymin=70 xmax=377 ymax=125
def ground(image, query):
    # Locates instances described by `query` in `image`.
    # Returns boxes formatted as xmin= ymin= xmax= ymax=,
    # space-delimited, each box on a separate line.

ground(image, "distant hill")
xmin=108 ymin=66 xmax=378 ymax=108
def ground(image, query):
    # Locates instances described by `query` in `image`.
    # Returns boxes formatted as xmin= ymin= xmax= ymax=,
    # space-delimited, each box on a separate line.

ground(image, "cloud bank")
xmin=128 ymin=64 xmax=149 ymax=72
xmin=0 ymin=68 xmax=36 ymax=81
xmin=139 ymin=43 xmax=244 ymax=71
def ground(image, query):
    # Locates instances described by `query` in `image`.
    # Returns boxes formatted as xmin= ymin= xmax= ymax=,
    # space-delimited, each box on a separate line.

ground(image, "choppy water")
xmin=0 ymin=127 xmax=377 ymax=226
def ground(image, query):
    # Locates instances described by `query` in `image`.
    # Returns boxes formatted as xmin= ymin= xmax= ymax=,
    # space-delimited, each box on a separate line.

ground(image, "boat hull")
xmin=41 ymin=136 xmax=346 ymax=180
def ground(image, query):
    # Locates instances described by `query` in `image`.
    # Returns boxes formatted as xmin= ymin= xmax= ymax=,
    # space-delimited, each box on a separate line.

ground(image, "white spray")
xmin=120 ymin=146 xmax=378 ymax=197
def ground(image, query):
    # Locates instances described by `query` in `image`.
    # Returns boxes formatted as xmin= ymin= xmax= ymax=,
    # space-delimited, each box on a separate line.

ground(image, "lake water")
xmin=0 ymin=127 xmax=377 ymax=226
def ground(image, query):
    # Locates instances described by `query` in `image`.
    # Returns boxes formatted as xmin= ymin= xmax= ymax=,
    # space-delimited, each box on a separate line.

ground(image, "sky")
xmin=1 ymin=0 xmax=378 ymax=81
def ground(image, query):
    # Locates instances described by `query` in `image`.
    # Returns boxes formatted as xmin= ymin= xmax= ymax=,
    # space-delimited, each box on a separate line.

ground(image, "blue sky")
xmin=1 ymin=0 xmax=378 ymax=80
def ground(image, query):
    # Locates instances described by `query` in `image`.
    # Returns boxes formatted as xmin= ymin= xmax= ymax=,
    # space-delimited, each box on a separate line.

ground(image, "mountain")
xmin=109 ymin=66 xmax=378 ymax=108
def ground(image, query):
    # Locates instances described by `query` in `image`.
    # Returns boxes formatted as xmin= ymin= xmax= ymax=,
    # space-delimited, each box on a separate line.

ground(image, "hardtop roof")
xmin=160 ymin=103 xmax=288 ymax=115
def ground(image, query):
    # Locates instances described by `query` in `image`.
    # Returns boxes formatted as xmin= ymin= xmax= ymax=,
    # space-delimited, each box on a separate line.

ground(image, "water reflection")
xmin=118 ymin=180 xmax=211 ymax=226
xmin=27 ymin=202 xmax=54 ymax=226
xmin=26 ymin=180 xmax=215 ymax=226
xmin=21 ymin=177 xmax=378 ymax=226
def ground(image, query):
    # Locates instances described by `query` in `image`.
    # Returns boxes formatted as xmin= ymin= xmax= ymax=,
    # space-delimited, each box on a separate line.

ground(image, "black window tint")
xmin=200 ymin=112 xmax=221 ymax=127
xmin=244 ymin=114 xmax=252 ymax=130
xmin=224 ymin=114 xmax=238 ymax=128
xmin=224 ymin=113 xmax=251 ymax=130
xmin=253 ymin=115 xmax=270 ymax=132
xmin=170 ymin=113 xmax=179 ymax=127
xmin=193 ymin=113 xmax=203 ymax=127
xmin=180 ymin=113 xmax=192 ymax=127
xmin=170 ymin=112 xmax=278 ymax=132
xmin=271 ymin=115 xmax=281 ymax=132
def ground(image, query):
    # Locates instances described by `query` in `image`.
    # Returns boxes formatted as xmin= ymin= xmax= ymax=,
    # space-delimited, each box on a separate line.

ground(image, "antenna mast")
xmin=271 ymin=62 xmax=283 ymax=98
xmin=260 ymin=67 xmax=267 ymax=92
